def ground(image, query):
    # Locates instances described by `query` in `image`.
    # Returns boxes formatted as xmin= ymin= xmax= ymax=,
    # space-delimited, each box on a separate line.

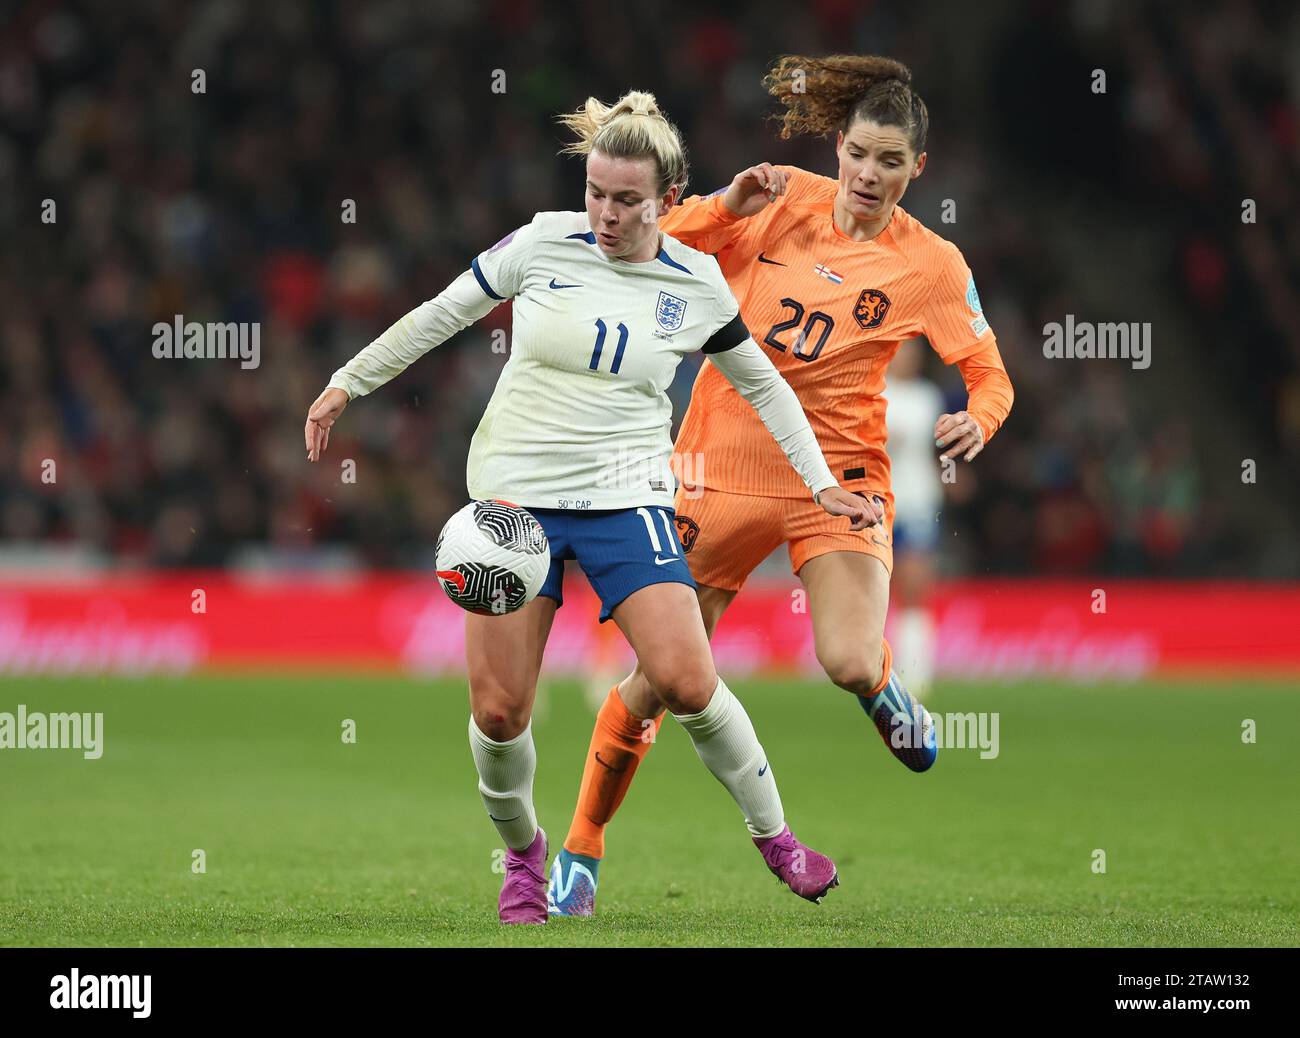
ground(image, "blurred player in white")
xmin=884 ymin=338 xmax=945 ymax=700
xmin=303 ymin=91 xmax=874 ymax=924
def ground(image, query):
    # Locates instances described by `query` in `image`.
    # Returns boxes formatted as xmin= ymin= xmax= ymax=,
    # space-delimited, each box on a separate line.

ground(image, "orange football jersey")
xmin=663 ymin=165 xmax=998 ymax=499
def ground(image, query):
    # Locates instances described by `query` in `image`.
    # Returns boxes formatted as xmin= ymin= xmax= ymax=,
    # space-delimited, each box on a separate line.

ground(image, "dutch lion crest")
xmin=854 ymin=288 xmax=891 ymax=330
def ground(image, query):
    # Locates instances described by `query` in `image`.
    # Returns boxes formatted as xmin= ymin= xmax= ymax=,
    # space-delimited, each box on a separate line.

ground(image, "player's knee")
xmin=819 ymin=650 xmax=883 ymax=698
xmin=645 ymin=662 xmax=718 ymax=715
xmin=470 ymin=689 xmax=531 ymax=741
xmin=621 ymin=668 xmax=665 ymax=720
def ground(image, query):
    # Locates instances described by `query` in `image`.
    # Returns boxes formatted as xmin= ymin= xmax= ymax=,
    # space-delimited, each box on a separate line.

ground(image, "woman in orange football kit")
xmin=548 ymin=55 xmax=1015 ymax=915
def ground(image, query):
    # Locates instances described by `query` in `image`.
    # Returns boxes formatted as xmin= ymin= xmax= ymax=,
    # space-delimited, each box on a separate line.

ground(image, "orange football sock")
xmin=863 ymin=637 xmax=893 ymax=698
xmin=563 ymin=686 xmax=665 ymax=859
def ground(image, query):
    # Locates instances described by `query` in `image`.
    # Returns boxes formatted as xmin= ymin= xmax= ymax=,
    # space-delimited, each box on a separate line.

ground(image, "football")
xmin=435 ymin=499 xmax=550 ymax=615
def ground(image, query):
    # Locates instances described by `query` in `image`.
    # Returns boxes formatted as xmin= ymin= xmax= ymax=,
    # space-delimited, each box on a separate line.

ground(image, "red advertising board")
xmin=1 ymin=573 xmax=1297 ymax=678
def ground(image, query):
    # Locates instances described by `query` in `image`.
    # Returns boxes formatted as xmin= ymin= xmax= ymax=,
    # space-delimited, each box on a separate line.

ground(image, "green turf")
xmin=1 ymin=673 xmax=1297 ymax=947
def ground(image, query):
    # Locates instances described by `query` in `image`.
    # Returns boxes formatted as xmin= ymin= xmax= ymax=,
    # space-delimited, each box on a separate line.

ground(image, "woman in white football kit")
xmin=883 ymin=340 xmax=947 ymax=700
xmin=303 ymin=92 xmax=871 ymax=924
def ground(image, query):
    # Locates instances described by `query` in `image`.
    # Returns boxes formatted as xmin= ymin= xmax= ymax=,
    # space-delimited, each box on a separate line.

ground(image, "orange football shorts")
xmin=670 ymin=484 xmax=895 ymax=591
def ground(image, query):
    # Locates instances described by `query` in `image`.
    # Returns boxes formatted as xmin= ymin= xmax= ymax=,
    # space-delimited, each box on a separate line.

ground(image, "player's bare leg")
xmin=551 ymin=583 xmax=736 ymax=914
xmin=465 ymin=595 xmax=558 ymax=924
xmin=798 ymin=550 xmax=936 ymax=771
xmin=798 ymin=550 xmax=891 ymax=692
xmin=615 ymin=581 xmax=836 ymax=900
xmin=551 ymin=581 xmax=836 ymax=913
xmin=618 ymin=582 xmax=736 ymax=718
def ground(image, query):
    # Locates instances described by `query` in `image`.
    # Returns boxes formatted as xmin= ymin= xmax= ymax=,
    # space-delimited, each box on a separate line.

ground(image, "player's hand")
xmin=723 ymin=163 xmax=787 ymax=218
xmin=305 ymin=387 xmax=349 ymax=462
xmin=816 ymin=487 xmax=883 ymax=531
xmin=935 ymin=411 xmax=985 ymax=462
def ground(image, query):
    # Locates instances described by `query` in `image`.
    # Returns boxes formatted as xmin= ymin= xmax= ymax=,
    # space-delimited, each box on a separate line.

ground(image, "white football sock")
xmin=467 ymin=716 xmax=538 ymax=851
xmin=897 ymin=607 xmax=936 ymax=700
xmin=673 ymin=676 xmax=785 ymax=839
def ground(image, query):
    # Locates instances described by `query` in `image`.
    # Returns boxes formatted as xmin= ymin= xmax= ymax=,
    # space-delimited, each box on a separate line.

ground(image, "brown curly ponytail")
xmin=762 ymin=54 xmax=929 ymax=153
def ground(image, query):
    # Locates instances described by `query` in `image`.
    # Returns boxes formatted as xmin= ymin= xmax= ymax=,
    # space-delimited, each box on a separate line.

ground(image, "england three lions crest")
xmin=655 ymin=291 xmax=687 ymax=332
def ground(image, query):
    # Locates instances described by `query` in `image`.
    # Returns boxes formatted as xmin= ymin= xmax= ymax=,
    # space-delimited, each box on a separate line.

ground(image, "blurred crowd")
xmin=1 ymin=0 xmax=1295 ymax=575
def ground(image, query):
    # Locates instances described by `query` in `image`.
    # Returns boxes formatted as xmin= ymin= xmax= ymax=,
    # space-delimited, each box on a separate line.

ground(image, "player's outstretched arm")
xmin=661 ymin=163 xmax=791 ymax=252
xmin=708 ymin=336 xmax=879 ymax=531
xmin=722 ymin=162 xmax=789 ymax=217
xmin=304 ymin=268 xmax=500 ymax=462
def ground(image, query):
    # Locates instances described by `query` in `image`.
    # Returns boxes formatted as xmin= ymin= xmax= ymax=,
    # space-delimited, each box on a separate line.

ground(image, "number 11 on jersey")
xmin=590 ymin=318 xmax=629 ymax=375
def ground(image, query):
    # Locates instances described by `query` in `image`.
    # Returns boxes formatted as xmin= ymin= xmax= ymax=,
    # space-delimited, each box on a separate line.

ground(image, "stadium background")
xmin=3 ymin=0 xmax=1298 ymax=676
xmin=1 ymin=0 xmax=1298 ymax=948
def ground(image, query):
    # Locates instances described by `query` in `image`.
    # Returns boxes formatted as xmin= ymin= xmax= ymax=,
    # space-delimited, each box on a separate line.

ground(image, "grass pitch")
xmin=2 ymin=673 xmax=1297 ymax=946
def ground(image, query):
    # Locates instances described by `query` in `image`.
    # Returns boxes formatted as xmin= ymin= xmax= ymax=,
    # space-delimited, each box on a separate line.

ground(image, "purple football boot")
xmin=754 ymin=825 xmax=839 ymax=903
xmin=498 ymin=827 xmax=548 ymax=925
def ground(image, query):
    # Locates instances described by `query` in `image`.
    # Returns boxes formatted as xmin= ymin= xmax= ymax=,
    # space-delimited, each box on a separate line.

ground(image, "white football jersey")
xmin=466 ymin=211 xmax=745 ymax=510
xmin=884 ymin=376 xmax=946 ymax=523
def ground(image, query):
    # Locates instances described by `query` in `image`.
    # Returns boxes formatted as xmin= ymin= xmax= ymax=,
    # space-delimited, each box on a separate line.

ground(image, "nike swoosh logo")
xmin=654 ymin=555 xmax=677 ymax=566
xmin=871 ymin=535 xmax=889 ymax=548
xmin=489 ymin=814 xmax=520 ymax=823
xmin=757 ymin=253 xmax=786 ymax=266
xmin=436 ymin=569 xmax=466 ymax=591
xmin=594 ymin=751 xmax=626 ymax=773
xmin=758 ymin=761 xmax=769 ymax=776
xmin=549 ymin=277 xmax=582 ymax=289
